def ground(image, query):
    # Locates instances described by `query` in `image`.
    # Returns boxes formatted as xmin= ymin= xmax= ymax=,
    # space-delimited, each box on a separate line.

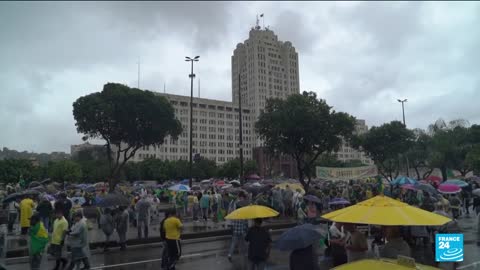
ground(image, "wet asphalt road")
xmin=6 ymin=216 xmax=480 ymax=270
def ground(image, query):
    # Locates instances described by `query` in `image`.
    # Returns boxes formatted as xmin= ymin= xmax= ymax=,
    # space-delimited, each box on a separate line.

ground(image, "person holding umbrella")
xmin=245 ymin=218 xmax=271 ymax=270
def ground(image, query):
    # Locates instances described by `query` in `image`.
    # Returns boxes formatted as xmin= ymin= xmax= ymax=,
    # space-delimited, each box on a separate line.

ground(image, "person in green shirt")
xmin=50 ymin=210 xmax=69 ymax=270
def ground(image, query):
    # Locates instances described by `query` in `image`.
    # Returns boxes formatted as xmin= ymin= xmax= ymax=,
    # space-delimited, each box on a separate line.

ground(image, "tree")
xmin=244 ymin=160 xmax=258 ymax=175
xmin=466 ymin=145 xmax=480 ymax=175
xmin=47 ymin=160 xmax=83 ymax=183
xmin=406 ymin=129 xmax=433 ymax=180
xmin=218 ymin=159 xmax=241 ymax=179
xmin=72 ymin=83 xmax=182 ymax=191
xmin=428 ymin=120 xmax=480 ymax=180
xmin=255 ymin=91 xmax=356 ymax=191
xmin=315 ymin=153 xmax=344 ymax=167
xmin=193 ymin=157 xmax=217 ymax=180
xmin=354 ymin=121 xmax=415 ymax=180
xmin=73 ymin=147 xmax=110 ymax=182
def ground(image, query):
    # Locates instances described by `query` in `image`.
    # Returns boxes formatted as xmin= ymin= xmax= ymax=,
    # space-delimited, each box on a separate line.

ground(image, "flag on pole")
xmin=260 ymin=14 xmax=264 ymax=17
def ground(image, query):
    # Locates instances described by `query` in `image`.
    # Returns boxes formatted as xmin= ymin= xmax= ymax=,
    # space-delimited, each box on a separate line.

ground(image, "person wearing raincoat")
xmin=20 ymin=195 xmax=36 ymax=235
xmin=29 ymin=214 xmax=48 ymax=270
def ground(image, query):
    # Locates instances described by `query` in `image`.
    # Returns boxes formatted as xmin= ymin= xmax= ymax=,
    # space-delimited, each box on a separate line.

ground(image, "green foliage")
xmin=255 ymin=91 xmax=356 ymax=190
xmin=218 ymin=159 xmax=240 ymax=179
xmin=244 ymin=160 xmax=258 ymax=175
xmin=73 ymin=147 xmax=109 ymax=183
xmin=47 ymin=160 xmax=83 ymax=183
xmin=72 ymin=83 xmax=182 ymax=191
xmin=354 ymin=121 xmax=415 ymax=180
xmin=0 ymin=159 xmax=46 ymax=183
xmin=406 ymin=129 xmax=433 ymax=180
xmin=193 ymin=157 xmax=217 ymax=180
xmin=466 ymin=145 xmax=480 ymax=175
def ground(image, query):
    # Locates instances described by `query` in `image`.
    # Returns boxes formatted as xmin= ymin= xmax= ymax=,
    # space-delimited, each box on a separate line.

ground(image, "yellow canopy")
xmin=225 ymin=205 xmax=279 ymax=220
xmin=321 ymin=195 xmax=451 ymax=226
xmin=274 ymin=183 xmax=305 ymax=194
xmin=332 ymin=259 xmax=440 ymax=270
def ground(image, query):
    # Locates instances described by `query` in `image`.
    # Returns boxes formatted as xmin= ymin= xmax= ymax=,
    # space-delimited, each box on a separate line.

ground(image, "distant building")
xmin=335 ymin=119 xmax=374 ymax=165
xmin=128 ymin=93 xmax=255 ymax=164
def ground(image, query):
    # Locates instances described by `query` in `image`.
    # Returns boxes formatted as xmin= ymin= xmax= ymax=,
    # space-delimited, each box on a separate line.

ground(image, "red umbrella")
xmin=214 ymin=180 xmax=226 ymax=186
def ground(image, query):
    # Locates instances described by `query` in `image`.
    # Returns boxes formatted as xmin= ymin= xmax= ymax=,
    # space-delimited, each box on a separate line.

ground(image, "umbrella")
xmin=168 ymin=184 xmax=190 ymax=192
xmin=415 ymin=183 xmax=438 ymax=194
xmin=251 ymin=182 xmax=262 ymax=187
xmin=2 ymin=193 xmax=22 ymax=204
xmin=321 ymin=195 xmax=451 ymax=226
xmin=191 ymin=185 xmax=202 ymax=191
xmin=225 ymin=205 xmax=279 ymax=220
xmin=274 ymin=183 xmax=305 ymax=194
xmin=438 ymin=184 xmax=462 ymax=194
xmin=221 ymin=184 xmax=233 ymax=190
xmin=230 ymin=180 xmax=241 ymax=187
xmin=85 ymin=186 xmax=96 ymax=193
xmin=40 ymin=178 xmax=52 ymax=185
xmin=472 ymin=188 xmax=480 ymax=197
xmin=274 ymin=224 xmax=324 ymax=251
xmin=444 ymin=179 xmax=468 ymax=188
xmin=23 ymin=189 xmax=41 ymax=196
xmin=96 ymin=193 xmax=130 ymax=207
xmin=246 ymin=174 xmax=261 ymax=180
xmin=43 ymin=194 xmax=55 ymax=201
xmin=71 ymin=196 xmax=86 ymax=205
xmin=391 ymin=176 xmax=417 ymax=186
xmin=200 ymin=179 xmax=211 ymax=184
xmin=425 ymin=175 xmax=442 ymax=184
xmin=214 ymin=180 xmax=226 ymax=186
xmin=303 ymin=194 xmax=321 ymax=203
xmin=400 ymin=184 xmax=416 ymax=191
xmin=328 ymin=198 xmax=350 ymax=205
xmin=332 ymin=259 xmax=439 ymax=270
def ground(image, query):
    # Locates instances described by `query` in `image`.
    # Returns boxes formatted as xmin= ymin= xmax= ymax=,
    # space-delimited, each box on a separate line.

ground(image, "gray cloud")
xmin=0 ymin=1 xmax=479 ymax=153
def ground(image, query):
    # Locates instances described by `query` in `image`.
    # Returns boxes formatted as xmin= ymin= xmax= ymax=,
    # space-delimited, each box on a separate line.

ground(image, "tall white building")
xmin=232 ymin=25 xmax=300 ymax=120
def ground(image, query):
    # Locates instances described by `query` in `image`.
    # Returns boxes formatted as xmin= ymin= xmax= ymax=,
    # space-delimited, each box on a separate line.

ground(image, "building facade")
xmin=335 ymin=119 xmax=374 ymax=165
xmin=232 ymin=25 xmax=300 ymax=122
xmin=130 ymin=93 xmax=254 ymax=164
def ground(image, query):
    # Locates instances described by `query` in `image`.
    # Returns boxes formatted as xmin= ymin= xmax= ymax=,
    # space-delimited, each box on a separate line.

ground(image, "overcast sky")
xmin=1 ymin=1 xmax=479 ymax=153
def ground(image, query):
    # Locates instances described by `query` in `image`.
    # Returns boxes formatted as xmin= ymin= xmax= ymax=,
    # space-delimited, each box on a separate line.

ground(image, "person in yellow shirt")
xmin=164 ymin=209 xmax=183 ymax=269
xmin=20 ymin=196 xmax=35 ymax=235
xmin=50 ymin=210 xmax=69 ymax=270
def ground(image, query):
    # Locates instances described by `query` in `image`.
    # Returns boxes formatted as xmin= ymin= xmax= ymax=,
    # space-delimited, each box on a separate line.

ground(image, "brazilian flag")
xmin=19 ymin=175 xmax=26 ymax=189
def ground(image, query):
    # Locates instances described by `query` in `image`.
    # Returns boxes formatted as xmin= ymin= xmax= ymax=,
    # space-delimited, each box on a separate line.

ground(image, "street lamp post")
xmin=186 ymin=56 xmax=199 ymax=188
xmin=397 ymin=98 xmax=409 ymax=177
xmin=238 ymin=73 xmax=244 ymax=185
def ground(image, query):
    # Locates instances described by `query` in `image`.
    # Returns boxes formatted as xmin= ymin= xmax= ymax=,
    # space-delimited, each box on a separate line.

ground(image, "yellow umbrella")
xmin=321 ymin=195 xmax=451 ymax=226
xmin=332 ymin=259 xmax=439 ymax=270
xmin=225 ymin=205 xmax=279 ymax=220
xmin=274 ymin=183 xmax=305 ymax=194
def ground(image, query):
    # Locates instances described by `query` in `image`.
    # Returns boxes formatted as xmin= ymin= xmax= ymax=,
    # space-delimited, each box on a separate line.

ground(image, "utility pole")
xmin=186 ymin=56 xmax=200 ymax=188
xmin=238 ymin=73 xmax=244 ymax=185
xmin=137 ymin=59 xmax=140 ymax=89
xmin=397 ymin=98 xmax=410 ymax=177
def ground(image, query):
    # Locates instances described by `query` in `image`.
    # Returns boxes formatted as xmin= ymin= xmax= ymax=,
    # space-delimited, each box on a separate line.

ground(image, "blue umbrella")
xmin=391 ymin=176 xmax=417 ymax=186
xmin=444 ymin=179 xmax=468 ymax=188
xmin=180 ymin=179 xmax=190 ymax=185
xmin=415 ymin=183 xmax=438 ymax=194
xmin=328 ymin=197 xmax=350 ymax=205
xmin=168 ymin=184 xmax=190 ymax=192
xmin=275 ymin=224 xmax=324 ymax=251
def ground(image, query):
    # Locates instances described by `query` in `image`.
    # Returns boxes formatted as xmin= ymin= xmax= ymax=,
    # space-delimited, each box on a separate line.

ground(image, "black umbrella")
xmin=40 ymin=178 xmax=52 ymax=185
xmin=23 ymin=189 xmax=41 ymax=196
xmin=2 ymin=193 xmax=22 ymax=204
xmin=96 ymin=193 xmax=130 ymax=208
xmin=28 ymin=181 xmax=42 ymax=188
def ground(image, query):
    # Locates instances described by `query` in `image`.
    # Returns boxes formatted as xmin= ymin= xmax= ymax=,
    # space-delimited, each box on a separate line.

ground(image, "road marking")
xmin=90 ymin=253 xmax=203 ymax=269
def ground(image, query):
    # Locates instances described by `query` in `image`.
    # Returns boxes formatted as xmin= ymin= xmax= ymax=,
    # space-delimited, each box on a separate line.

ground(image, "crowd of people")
xmin=1 ymin=176 xmax=480 ymax=270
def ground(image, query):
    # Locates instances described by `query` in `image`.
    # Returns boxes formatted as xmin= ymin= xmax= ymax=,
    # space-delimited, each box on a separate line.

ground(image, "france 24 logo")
xmin=435 ymin=234 xmax=463 ymax=262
